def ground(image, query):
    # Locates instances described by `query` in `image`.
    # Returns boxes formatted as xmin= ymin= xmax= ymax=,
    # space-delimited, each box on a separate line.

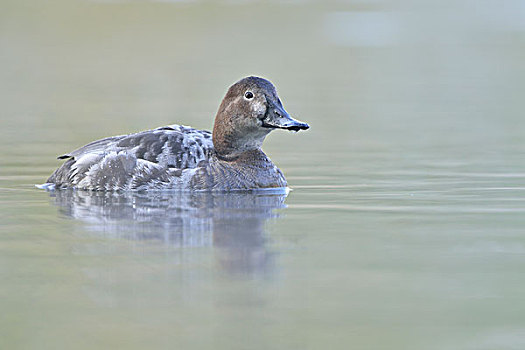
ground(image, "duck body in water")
xmin=42 ymin=76 xmax=309 ymax=191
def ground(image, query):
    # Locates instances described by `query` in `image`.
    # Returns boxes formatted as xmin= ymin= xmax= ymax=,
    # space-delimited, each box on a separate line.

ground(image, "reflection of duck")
xmin=50 ymin=189 xmax=288 ymax=274
xmin=42 ymin=76 xmax=309 ymax=191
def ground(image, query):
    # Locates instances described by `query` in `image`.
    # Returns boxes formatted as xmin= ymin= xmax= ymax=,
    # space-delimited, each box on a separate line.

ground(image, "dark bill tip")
xmin=285 ymin=122 xmax=309 ymax=132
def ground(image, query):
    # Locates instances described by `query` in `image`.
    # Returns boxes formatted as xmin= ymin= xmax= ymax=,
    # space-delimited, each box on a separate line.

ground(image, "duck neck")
xmin=212 ymin=127 xmax=269 ymax=160
xmin=213 ymin=148 xmax=267 ymax=163
xmin=214 ymin=151 xmax=242 ymax=162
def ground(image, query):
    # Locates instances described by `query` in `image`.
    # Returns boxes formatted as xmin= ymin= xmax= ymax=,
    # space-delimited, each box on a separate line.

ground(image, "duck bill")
xmin=261 ymin=101 xmax=310 ymax=132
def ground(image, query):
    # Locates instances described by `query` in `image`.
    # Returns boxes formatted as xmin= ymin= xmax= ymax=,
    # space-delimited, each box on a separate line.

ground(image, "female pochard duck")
xmin=43 ymin=76 xmax=309 ymax=191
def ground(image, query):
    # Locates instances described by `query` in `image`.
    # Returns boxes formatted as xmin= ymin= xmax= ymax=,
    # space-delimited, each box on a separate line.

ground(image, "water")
xmin=1 ymin=0 xmax=525 ymax=349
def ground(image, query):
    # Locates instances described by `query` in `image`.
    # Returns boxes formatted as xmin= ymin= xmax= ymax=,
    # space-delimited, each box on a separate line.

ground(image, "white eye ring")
xmin=244 ymin=91 xmax=254 ymax=100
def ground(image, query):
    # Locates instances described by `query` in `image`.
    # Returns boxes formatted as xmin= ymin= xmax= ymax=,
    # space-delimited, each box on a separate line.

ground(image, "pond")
xmin=1 ymin=1 xmax=525 ymax=349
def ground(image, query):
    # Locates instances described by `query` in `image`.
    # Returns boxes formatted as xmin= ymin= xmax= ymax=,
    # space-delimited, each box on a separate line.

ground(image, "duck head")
xmin=212 ymin=76 xmax=309 ymax=158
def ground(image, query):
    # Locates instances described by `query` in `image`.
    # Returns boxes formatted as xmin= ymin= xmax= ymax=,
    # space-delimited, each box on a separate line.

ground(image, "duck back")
xmin=47 ymin=125 xmax=214 ymax=191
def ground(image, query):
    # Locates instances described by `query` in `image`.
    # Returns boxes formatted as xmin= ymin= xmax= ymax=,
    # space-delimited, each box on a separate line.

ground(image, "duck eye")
xmin=244 ymin=91 xmax=254 ymax=100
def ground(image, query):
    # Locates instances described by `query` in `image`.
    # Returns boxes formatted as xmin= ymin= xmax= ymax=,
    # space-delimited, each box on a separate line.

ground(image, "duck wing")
xmin=47 ymin=125 xmax=214 ymax=190
xmin=57 ymin=135 xmax=126 ymax=160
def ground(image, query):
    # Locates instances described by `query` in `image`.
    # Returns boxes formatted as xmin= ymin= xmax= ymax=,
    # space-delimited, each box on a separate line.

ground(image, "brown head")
xmin=212 ymin=76 xmax=309 ymax=158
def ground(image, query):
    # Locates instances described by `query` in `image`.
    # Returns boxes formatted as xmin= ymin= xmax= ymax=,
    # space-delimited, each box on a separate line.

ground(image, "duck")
xmin=42 ymin=76 xmax=309 ymax=191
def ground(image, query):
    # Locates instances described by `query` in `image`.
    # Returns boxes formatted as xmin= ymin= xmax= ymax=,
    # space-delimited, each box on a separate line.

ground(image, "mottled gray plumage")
xmin=43 ymin=76 xmax=309 ymax=191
